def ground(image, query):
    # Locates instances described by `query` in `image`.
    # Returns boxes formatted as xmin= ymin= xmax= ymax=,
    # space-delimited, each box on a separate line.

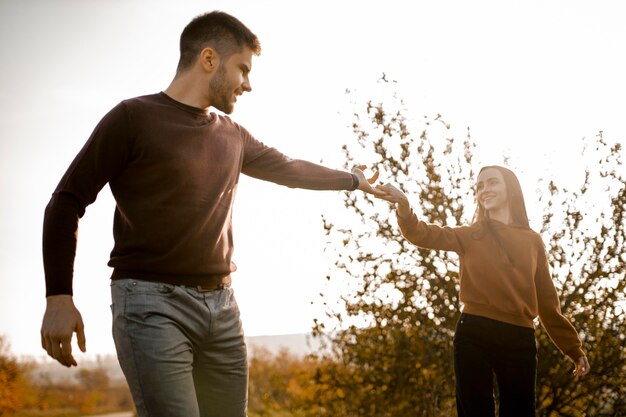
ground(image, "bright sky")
xmin=0 ymin=0 xmax=624 ymax=358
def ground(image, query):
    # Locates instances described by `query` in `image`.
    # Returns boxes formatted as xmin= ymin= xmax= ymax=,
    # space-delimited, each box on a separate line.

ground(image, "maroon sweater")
xmin=43 ymin=92 xmax=356 ymax=296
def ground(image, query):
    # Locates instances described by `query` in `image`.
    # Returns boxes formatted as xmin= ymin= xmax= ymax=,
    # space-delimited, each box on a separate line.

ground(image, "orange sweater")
xmin=396 ymin=212 xmax=584 ymax=361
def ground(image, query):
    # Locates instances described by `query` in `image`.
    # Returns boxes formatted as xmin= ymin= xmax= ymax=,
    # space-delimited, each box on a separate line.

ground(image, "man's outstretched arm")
xmin=241 ymin=144 xmax=383 ymax=196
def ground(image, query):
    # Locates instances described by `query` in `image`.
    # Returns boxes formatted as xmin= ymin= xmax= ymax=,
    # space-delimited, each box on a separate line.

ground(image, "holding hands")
xmin=350 ymin=165 xmax=408 ymax=207
xmin=350 ymin=167 xmax=411 ymax=218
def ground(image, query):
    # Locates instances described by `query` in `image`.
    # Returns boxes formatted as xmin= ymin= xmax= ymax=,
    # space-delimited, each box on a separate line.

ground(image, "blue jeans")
xmin=111 ymin=279 xmax=248 ymax=417
xmin=454 ymin=313 xmax=537 ymax=417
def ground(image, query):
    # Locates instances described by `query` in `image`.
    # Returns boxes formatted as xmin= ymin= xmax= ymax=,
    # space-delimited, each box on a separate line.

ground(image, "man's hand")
xmin=40 ymin=295 xmax=86 ymax=367
xmin=351 ymin=165 xmax=384 ymax=196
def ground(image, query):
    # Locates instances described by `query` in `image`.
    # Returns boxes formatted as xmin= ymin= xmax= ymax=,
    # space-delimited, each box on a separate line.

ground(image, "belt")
xmin=193 ymin=275 xmax=232 ymax=292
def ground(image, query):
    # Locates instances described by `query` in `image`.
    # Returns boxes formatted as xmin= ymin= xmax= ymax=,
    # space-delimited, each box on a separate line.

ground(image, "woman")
xmin=374 ymin=165 xmax=590 ymax=416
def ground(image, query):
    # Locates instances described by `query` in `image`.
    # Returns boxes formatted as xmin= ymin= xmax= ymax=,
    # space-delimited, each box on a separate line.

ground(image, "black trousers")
xmin=454 ymin=313 xmax=537 ymax=417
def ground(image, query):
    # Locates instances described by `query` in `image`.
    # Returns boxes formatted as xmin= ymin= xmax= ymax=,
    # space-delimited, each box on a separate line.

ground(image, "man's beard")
xmin=208 ymin=64 xmax=234 ymax=114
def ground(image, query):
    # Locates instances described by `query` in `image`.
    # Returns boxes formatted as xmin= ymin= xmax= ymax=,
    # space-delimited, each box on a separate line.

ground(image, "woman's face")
xmin=476 ymin=168 xmax=508 ymax=214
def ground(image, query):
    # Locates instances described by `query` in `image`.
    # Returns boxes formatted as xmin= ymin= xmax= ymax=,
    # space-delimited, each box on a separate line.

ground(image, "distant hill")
xmin=246 ymin=333 xmax=323 ymax=356
xmin=24 ymin=333 xmax=324 ymax=384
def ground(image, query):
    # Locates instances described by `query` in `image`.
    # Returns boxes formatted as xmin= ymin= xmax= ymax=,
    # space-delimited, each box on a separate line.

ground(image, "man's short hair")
xmin=177 ymin=11 xmax=261 ymax=72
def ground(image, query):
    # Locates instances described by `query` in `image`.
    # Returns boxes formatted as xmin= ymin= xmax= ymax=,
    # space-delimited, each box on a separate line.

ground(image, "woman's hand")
xmin=375 ymin=183 xmax=412 ymax=218
xmin=573 ymin=355 xmax=590 ymax=377
xmin=375 ymin=183 xmax=407 ymax=204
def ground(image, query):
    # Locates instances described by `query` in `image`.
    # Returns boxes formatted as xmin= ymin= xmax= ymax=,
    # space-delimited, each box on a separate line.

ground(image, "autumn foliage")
xmin=0 ymin=339 xmax=133 ymax=417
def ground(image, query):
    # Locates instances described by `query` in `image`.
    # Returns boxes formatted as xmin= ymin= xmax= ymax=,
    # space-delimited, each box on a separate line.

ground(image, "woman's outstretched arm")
xmin=374 ymin=183 xmax=465 ymax=254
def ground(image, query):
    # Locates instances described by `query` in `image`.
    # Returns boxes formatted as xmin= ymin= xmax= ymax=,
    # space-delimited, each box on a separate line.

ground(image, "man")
xmin=40 ymin=10 xmax=379 ymax=417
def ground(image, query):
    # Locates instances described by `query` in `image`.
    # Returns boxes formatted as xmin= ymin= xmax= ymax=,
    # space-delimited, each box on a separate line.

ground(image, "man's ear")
xmin=199 ymin=47 xmax=218 ymax=73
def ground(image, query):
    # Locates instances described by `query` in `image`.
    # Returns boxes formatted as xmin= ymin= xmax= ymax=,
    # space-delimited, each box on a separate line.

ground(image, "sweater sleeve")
xmin=238 ymin=126 xmax=354 ymax=191
xmin=396 ymin=209 xmax=465 ymax=255
xmin=535 ymin=242 xmax=585 ymax=361
xmin=42 ymin=102 xmax=132 ymax=296
xmin=242 ymin=147 xmax=354 ymax=190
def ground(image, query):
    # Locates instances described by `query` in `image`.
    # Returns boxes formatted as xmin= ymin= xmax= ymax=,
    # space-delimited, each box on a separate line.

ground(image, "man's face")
xmin=208 ymin=47 xmax=253 ymax=114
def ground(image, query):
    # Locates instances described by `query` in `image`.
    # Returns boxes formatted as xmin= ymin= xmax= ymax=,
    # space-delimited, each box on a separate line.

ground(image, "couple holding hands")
xmin=41 ymin=10 xmax=587 ymax=417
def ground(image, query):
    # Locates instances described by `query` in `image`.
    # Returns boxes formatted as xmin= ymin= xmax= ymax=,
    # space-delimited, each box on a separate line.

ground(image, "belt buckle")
xmin=195 ymin=275 xmax=230 ymax=292
xmin=196 ymin=284 xmax=221 ymax=293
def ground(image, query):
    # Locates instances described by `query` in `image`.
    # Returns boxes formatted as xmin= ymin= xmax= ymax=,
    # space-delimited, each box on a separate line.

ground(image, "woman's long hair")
xmin=471 ymin=166 xmax=531 ymax=264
